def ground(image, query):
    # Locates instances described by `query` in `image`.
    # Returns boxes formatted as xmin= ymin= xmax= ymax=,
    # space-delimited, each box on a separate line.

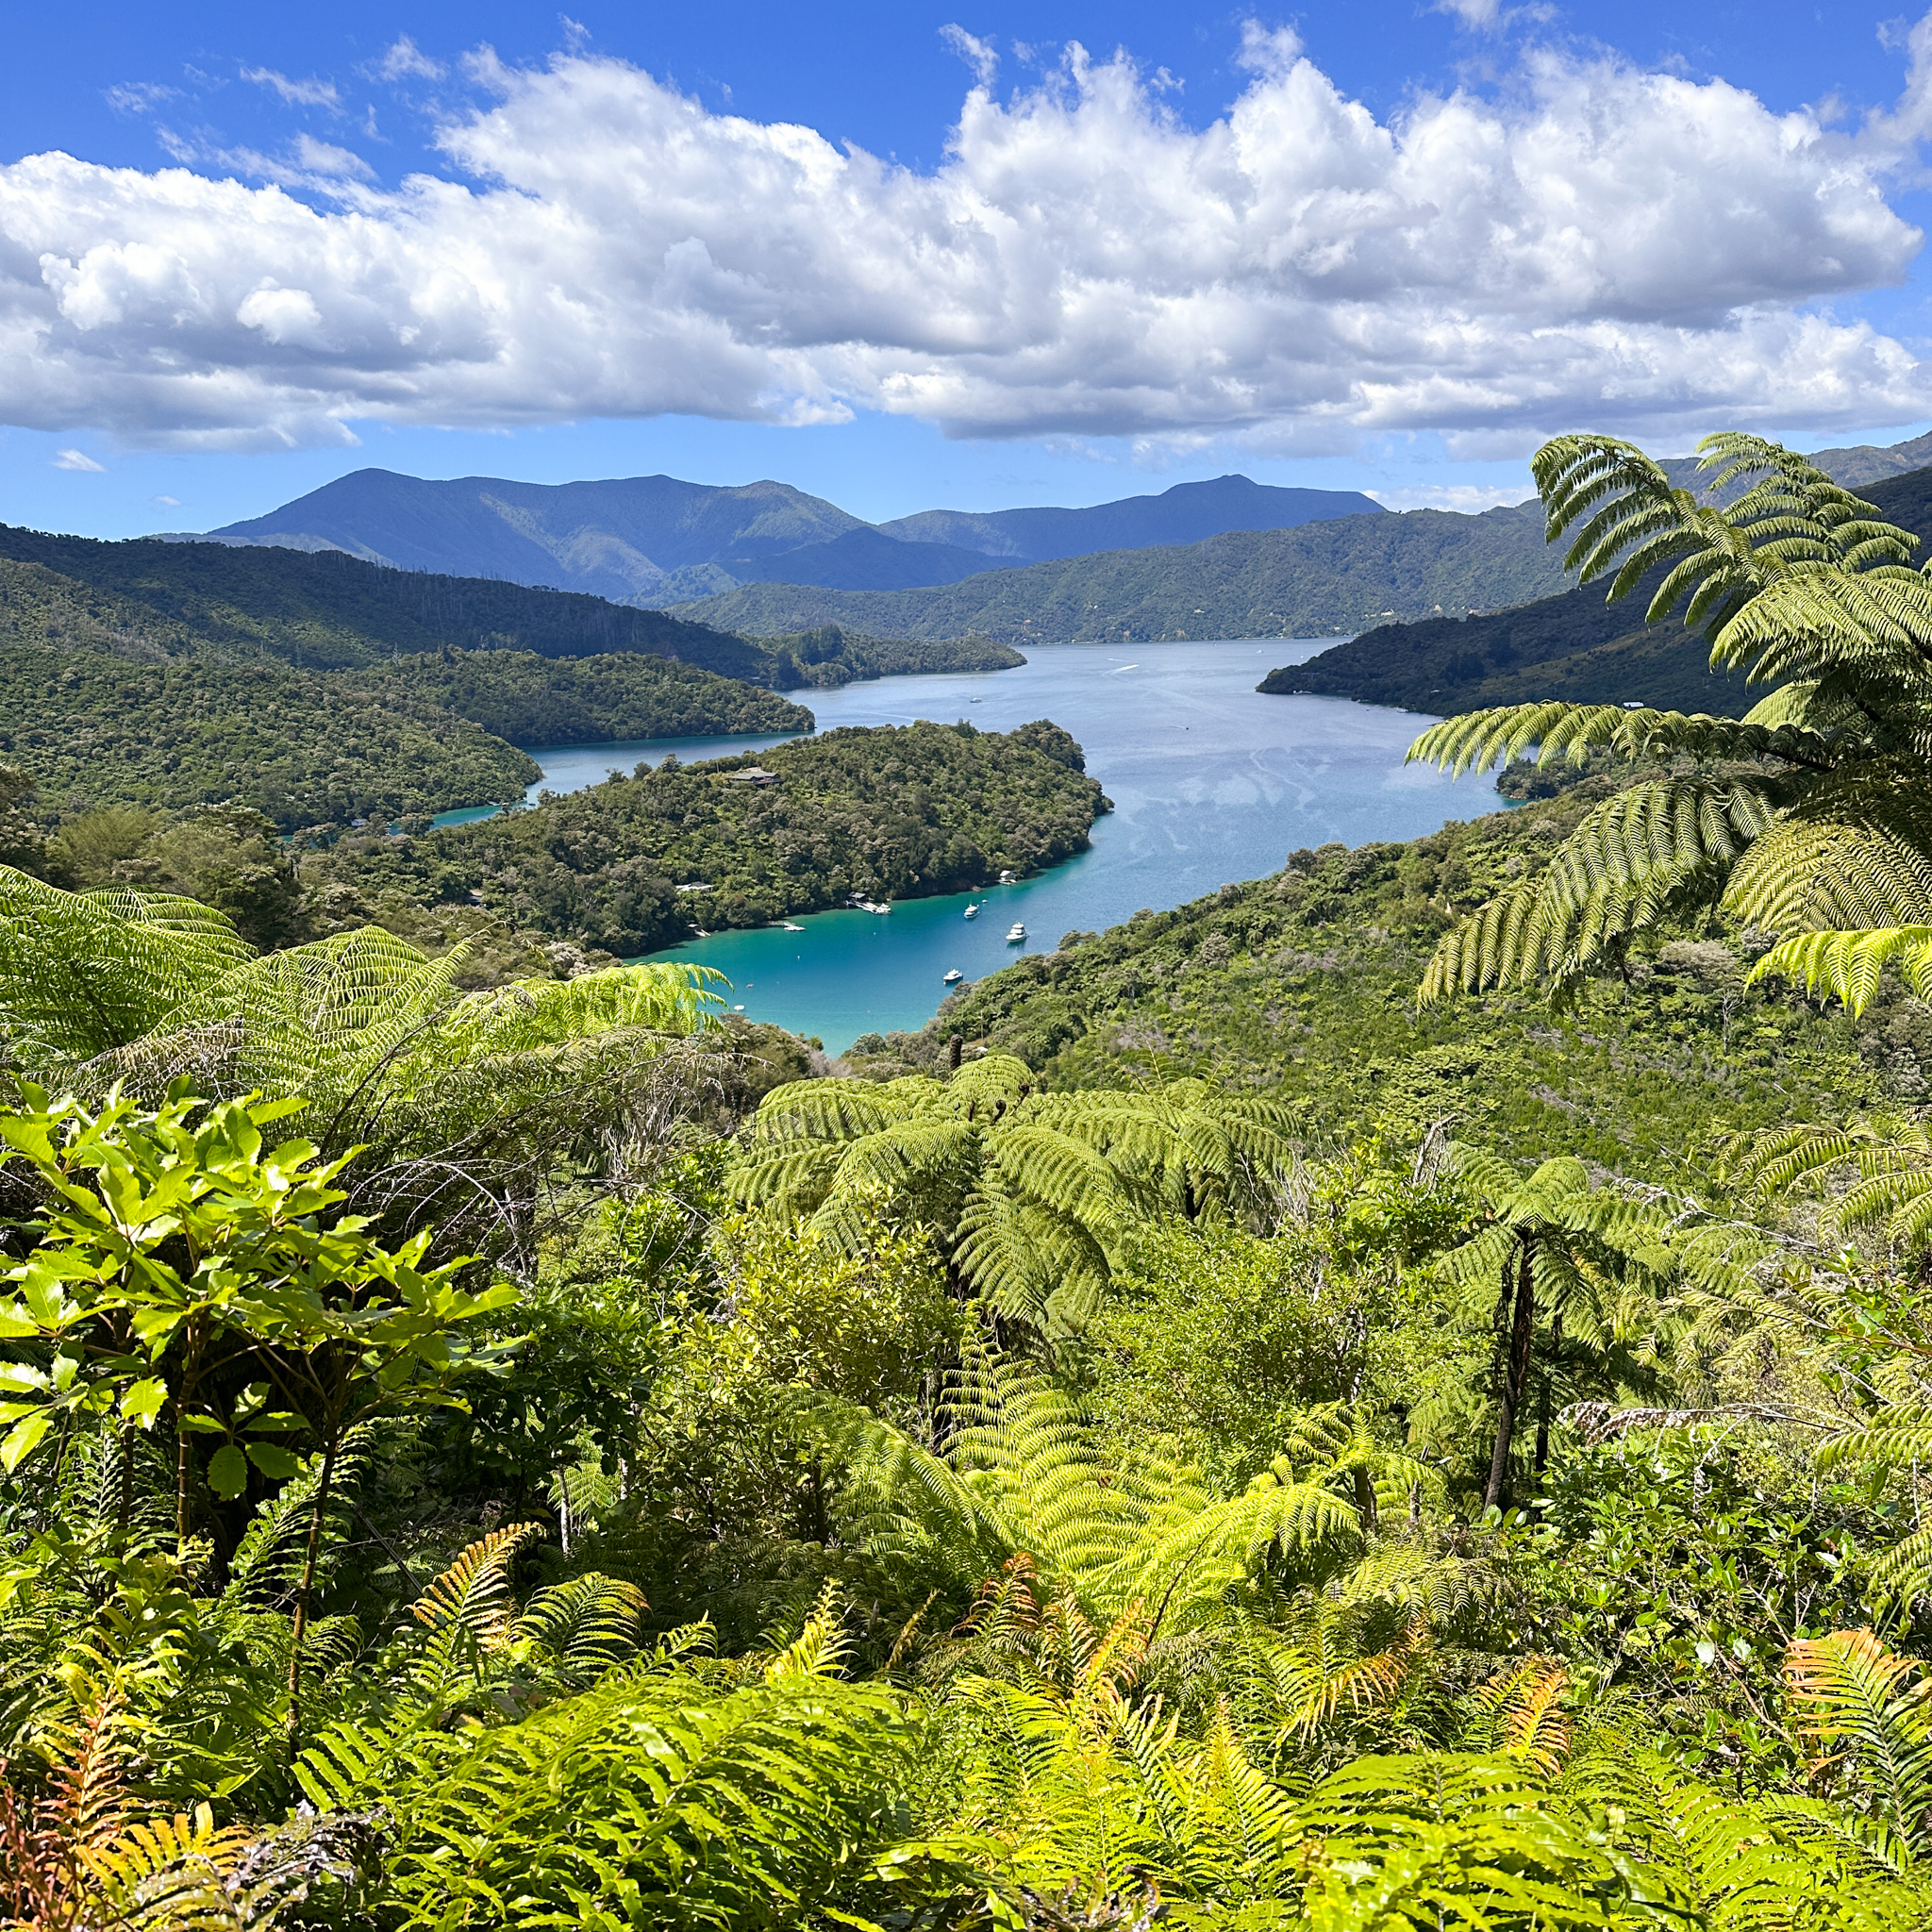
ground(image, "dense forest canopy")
xmin=8 ymin=431 xmax=1932 ymax=1932
xmin=317 ymin=719 xmax=1108 ymax=955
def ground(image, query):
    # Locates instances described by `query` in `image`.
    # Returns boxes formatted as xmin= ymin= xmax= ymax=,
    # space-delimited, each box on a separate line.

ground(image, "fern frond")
xmin=412 ymin=1521 xmax=542 ymax=1648
xmin=519 ymin=1574 xmax=646 ymax=1675
xmin=1786 ymin=1629 xmax=1932 ymax=1848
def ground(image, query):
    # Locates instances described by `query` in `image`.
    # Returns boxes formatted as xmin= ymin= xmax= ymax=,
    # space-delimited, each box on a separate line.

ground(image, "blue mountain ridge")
xmin=201 ymin=469 xmax=1384 ymax=606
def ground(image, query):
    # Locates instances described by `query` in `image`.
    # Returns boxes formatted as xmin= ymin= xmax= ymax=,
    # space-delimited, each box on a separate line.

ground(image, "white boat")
xmin=943 ymin=969 xmax=964 ymax=984
xmin=1006 ymin=923 xmax=1026 ymax=943
xmin=780 ymin=922 xmax=805 ymax=932
xmin=963 ymin=904 xmax=980 ymax=919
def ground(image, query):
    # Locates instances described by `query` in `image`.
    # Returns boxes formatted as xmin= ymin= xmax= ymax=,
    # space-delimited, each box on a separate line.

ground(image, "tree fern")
xmin=735 ymin=1058 xmax=1295 ymax=1332
xmin=1408 ymin=431 xmax=1932 ymax=1010
xmin=1721 ymin=1116 xmax=1932 ymax=1257
xmin=819 ymin=1345 xmax=1360 ymax=1641
xmin=0 ymin=866 xmax=251 ymax=1067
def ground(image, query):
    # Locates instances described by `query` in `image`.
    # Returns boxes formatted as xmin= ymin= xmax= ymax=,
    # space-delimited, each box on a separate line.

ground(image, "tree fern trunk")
xmin=287 ymin=1436 xmax=341 ymax=1753
xmin=1533 ymin=1309 xmax=1562 ymax=1483
xmin=1352 ymin=1465 xmax=1378 ymax=1531
xmin=1484 ymin=1238 xmax=1536 ymax=1514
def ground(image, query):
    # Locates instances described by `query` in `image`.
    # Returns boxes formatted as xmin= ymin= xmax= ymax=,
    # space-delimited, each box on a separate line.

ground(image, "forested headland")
xmin=1264 ymin=458 xmax=1932 ymax=715
xmin=11 ymin=432 xmax=1932 ymax=1931
xmin=314 ymin=719 xmax=1108 ymax=955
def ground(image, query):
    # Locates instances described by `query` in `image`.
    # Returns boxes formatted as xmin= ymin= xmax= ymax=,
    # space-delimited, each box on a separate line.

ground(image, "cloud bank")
xmin=6 ymin=21 xmax=1932 ymax=451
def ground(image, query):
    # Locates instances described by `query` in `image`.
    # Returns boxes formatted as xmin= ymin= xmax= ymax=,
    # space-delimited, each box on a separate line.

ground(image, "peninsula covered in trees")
xmin=316 ymin=719 xmax=1108 ymax=954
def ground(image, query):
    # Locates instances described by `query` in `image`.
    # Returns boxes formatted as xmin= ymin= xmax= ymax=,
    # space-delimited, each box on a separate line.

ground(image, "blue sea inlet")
xmin=491 ymin=641 xmax=1495 ymax=1052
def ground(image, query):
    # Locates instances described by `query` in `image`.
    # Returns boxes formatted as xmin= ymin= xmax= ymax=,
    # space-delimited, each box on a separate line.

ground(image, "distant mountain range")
xmin=668 ymin=428 xmax=1932 ymax=643
xmin=188 ymin=471 xmax=1382 ymax=605
xmin=168 ymin=427 xmax=1932 ymax=648
xmin=675 ymin=502 xmax=1571 ymax=642
xmin=1261 ymin=462 xmax=1932 ymax=716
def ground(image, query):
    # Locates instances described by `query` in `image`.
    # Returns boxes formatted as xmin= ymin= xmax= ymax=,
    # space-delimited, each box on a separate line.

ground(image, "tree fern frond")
xmin=0 ymin=865 xmax=251 ymax=1066
xmin=1747 ymin=926 xmax=1932 ymax=1016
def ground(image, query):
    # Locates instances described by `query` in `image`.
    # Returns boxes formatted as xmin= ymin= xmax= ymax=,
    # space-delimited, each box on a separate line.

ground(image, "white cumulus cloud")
xmin=6 ymin=23 xmax=1932 ymax=452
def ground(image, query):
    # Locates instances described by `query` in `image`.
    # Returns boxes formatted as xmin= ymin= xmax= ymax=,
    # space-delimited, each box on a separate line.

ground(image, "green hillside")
xmin=1260 ymin=574 xmax=1753 ymax=714
xmin=0 ymin=523 xmax=750 ymax=672
xmin=674 ymin=501 xmax=1570 ymax=642
xmin=1 ymin=639 xmax=541 ymax=831
xmin=0 ymin=556 xmax=816 ymax=829
xmin=364 ymin=650 xmax=811 ymax=748
xmin=748 ymin=625 xmax=1024 ymax=687
xmin=846 ymin=791 xmax=1908 ymax=1178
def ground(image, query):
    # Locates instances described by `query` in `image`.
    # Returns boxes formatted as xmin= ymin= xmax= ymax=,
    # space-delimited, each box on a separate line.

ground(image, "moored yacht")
xmin=963 ymin=903 xmax=980 ymax=919
xmin=943 ymin=968 xmax=964 ymax=984
xmin=1006 ymin=923 xmax=1026 ymax=943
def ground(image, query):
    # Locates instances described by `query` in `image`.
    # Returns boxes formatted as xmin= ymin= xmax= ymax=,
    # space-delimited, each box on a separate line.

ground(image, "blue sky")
xmin=8 ymin=0 xmax=1932 ymax=537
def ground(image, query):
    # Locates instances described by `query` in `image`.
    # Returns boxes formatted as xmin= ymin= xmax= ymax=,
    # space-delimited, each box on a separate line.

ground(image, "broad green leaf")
xmin=244 ymin=1441 xmax=303 ymax=1481
xmin=207 ymin=1442 xmax=250 ymax=1499
xmin=0 ymin=1410 xmax=55 ymax=1473
xmin=121 ymin=1375 xmax=169 ymax=1429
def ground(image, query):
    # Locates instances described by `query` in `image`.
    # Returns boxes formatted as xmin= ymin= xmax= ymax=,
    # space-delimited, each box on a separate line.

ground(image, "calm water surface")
xmin=457 ymin=642 xmax=1498 ymax=1050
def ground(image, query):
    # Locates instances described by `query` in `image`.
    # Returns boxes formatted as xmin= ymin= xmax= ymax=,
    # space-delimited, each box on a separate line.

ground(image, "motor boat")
xmin=963 ymin=903 xmax=980 ymax=919
xmin=943 ymin=969 xmax=964 ymax=984
xmin=1006 ymin=923 xmax=1026 ymax=943
xmin=779 ymin=922 xmax=804 ymax=932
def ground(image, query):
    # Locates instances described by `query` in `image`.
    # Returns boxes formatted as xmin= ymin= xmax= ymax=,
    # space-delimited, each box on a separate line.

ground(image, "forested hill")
xmin=0 ymin=522 xmax=751 ymax=673
xmin=316 ymin=720 xmax=1106 ymax=955
xmin=1257 ymin=572 xmax=1748 ymax=714
xmin=1 ymin=624 xmax=811 ymax=831
xmin=674 ymin=500 xmax=1571 ymax=643
xmin=1265 ymin=461 xmax=1932 ymax=713
xmin=847 ymin=790 xmax=1918 ymax=1179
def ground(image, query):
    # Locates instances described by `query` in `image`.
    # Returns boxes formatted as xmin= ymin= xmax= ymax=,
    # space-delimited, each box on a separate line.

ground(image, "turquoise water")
xmin=641 ymin=641 xmax=1488 ymax=1050
xmin=427 ymin=642 xmax=1494 ymax=1050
